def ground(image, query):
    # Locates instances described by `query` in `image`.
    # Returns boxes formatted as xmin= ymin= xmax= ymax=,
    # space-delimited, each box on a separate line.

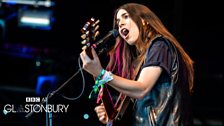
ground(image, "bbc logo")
xmin=26 ymin=97 xmax=40 ymax=102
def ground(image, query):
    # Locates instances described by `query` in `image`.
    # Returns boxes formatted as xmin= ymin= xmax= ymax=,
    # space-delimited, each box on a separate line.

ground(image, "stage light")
xmin=18 ymin=8 xmax=54 ymax=30
xmin=36 ymin=75 xmax=57 ymax=96
xmin=0 ymin=0 xmax=55 ymax=30
xmin=1 ymin=0 xmax=54 ymax=7
xmin=0 ymin=19 xmax=6 ymax=41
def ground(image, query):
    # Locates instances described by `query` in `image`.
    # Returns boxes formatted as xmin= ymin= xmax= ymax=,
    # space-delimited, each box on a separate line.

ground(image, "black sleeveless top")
xmin=132 ymin=36 xmax=193 ymax=126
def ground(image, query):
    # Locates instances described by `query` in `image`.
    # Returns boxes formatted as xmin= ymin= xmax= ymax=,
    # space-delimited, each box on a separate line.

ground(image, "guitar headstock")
xmin=81 ymin=17 xmax=100 ymax=59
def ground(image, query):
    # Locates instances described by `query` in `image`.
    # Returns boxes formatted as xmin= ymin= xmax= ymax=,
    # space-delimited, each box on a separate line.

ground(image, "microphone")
xmin=96 ymin=29 xmax=119 ymax=46
xmin=95 ymin=29 xmax=119 ymax=54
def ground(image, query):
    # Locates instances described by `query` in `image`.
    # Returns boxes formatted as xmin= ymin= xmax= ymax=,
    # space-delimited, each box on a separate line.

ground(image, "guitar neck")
xmin=85 ymin=46 xmax=93 ymax=60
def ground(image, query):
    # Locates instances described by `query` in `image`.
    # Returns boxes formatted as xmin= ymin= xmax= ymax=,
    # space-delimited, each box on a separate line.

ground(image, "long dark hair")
xmin=107 ymin=3 xmax=194 ymax=92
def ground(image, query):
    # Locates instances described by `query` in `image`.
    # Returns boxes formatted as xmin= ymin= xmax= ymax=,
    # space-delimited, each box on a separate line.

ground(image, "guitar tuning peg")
xmin=81 ymin=39 xmax=87 ymax=45
xmin=81 ymin=22 xmax=90 ymax=33
xmin=94 ymin=31 xmax=100 ymax=38
xmin=94 ymin=25 xmax=99 ymax=32
xmin=95 ymin=19 xmax=100 ymax=25
xmin=90 ymin=17 xmax=95 ymax=22
xmin=92 ymin=31 xmax=99 ymax=41
xmin=81 ymin=34 xmax=86 ymax=40
xmin=82 ymin=45 xmax=87 ymax=50
xmin=81 ymin=31 xmax=89 ymax=39
xmin=92 ymin=19 xmax=100 ymax=27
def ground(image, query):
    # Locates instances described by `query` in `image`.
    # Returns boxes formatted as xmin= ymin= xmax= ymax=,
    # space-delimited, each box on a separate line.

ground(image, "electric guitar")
xmin=80 ymin=18 xmax=134 ymax=126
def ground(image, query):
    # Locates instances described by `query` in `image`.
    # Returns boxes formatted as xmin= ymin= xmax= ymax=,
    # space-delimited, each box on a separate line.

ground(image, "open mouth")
xmin=121 ymin=28 xmax=129 ymax=37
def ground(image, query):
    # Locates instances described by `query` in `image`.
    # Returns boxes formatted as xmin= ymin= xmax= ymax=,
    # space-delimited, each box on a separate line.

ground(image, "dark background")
xmin=0 ymin=0 xmax=223 ymax=126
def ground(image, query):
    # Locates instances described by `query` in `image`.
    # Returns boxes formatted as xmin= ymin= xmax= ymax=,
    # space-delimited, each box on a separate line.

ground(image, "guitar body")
xmin=102 ymin=85 xmax=134 ymax=126
xmin=112 ymin=96 xmax=134 ymax=126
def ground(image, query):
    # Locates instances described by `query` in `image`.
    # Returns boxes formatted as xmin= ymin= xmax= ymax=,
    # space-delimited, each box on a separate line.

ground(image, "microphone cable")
xmin=56 ymin=56 xmax=85 ymax=101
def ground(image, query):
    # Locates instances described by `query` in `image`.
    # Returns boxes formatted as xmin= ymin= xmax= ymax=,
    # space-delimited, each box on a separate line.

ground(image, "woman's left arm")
xmin=107 ymin=66 xmax=162 ymax=99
